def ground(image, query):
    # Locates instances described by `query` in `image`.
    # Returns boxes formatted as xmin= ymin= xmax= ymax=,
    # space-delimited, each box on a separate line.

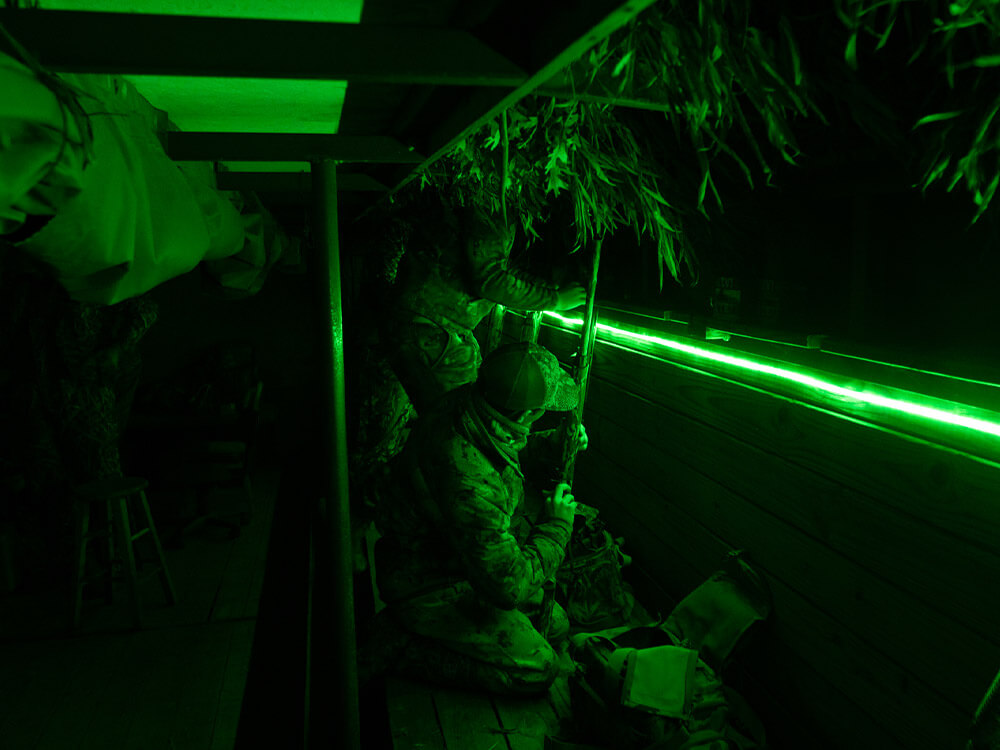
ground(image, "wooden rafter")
xmin=0 ymin=9 xmax=527 ymax=86
xmin=165 ymin=133 xmax=423 ymax=163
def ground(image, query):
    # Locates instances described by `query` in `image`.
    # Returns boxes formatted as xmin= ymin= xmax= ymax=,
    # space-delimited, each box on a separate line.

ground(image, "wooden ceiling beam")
xmin=166 ymin=133 xmax=423 ymax=163
xmin=383 ymin=0 xmax=661 ymax=196
xmin=215 ymin=172 xmax=388 ymax=192
xmin=0 ymin=9 xmax=527 ymax=86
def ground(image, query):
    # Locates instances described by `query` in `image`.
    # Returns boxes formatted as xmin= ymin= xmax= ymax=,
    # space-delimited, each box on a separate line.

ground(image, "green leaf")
xmin=590 ymin=160 xmax=615 ymax=186
xmin=652 ymin=209 xmax=676 ymax=233
xmin=972 ymin=173 xmax=1000 ymax=223
xmin=845 ymin=32 xmax=858 ymax=70
xmin=920 ymin=156 xmax=951 ymax=189
xmin=875 ymin=16 xmax=896 ymax=51
xmin=612 ymin=49 xmax=634 ymax=77
xmin=697 ymin=168 xmax=710 ymax=208
xmin=779 ymin=16 xmax=802 ymax=86
xmin=640 ymin=184 xmax=674 ymax=208
xmin=912 ymin=111 xmax=964 ymax=128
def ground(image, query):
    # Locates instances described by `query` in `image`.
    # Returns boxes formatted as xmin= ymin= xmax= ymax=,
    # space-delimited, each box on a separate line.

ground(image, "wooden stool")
xmin=71 ymin=477 xmax=177 ymax=629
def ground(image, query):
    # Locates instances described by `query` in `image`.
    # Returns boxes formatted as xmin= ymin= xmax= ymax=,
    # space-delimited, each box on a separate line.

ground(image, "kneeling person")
xmin=369 ymin=342 xmax=584 ymax=695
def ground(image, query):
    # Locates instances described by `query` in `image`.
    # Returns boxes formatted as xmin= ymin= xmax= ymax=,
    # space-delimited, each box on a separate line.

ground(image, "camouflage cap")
xmin=476 ymin=342 xmax=580 ymax=413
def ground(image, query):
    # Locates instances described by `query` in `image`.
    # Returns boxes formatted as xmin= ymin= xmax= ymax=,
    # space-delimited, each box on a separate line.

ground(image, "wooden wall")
xmin=516 ymin=319 xmax=1000 ymax=750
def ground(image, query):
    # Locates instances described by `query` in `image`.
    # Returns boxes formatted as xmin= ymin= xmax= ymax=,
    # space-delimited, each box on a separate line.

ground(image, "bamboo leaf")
xmin=875 ymin=16 xmax=896 ymax=50
xmin=972 ymin=172 xmax=999 ymax=223
xmin=973 ymin=100 xmax=1000 ymax=146
xmin=612 ymin=49 xmax=634 ymax=77
xmin=779 ymin=16 xmax=802 ymax=86
xmin=697 ymin=168 xmax=710 ymax=209
xmin=845 ymin=32 xmax=859 ymax=70
xmin=640 ymin=183 xmax=674 ymax=208
xmin=651 ymin=208 xmax=677 ymax=233
xmin=921 ymin=156 xmax=951 ymax=189
xmin=913 ymin=110 xmax=964 ymax=128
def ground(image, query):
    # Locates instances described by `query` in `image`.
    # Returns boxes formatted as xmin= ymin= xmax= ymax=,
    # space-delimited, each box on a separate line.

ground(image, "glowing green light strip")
xmin=541 ymin=311 xmax=1000 ymax=441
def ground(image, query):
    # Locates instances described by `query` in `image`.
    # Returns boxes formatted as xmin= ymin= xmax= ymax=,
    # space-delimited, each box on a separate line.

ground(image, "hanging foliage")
xmin=374 ymin=1 xmax=1000 ymax=292
xmin=834 ymin=0 xmax=1000 ymax=221
xmin=570 ymin=0 xmax=824 ymax=187
xmin=413 ymin=1 xmax=821 ymax=288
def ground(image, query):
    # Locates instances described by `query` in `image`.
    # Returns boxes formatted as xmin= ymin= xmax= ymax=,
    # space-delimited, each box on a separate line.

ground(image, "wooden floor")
xmin=378 ymin=575 xmax=657 ymax=750
xmin=385 ymin=659 xmax=573 ymax=750
xmin=0 ymin=468 xmax=278 ymax=750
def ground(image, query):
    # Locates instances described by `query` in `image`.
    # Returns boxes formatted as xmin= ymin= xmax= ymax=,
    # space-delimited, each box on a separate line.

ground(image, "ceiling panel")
xmin=39 ymin=0 xmax=364 ymax=134
xmin=124 ymin=76 xmax=348 ymax=134
xmin=37 ymin=0 xmax=362 ymax=22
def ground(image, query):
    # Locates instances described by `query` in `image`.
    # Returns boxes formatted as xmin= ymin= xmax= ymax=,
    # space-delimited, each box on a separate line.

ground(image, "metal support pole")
xmin=561 ymin=237 xmax=603 ymax=485
xmin=311 ymin=159 xmax=361 ymax=750
xmin=485 ymin=304 xmax=507 ymax=355
xmin=522 ymin=310 xmax=542 ymax=343
xmin=539 ymin=237 xmax=602 ymax=638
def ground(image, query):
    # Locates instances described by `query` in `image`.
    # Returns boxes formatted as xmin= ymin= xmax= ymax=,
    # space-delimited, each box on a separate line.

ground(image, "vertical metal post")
xmin=540 ymin=237 xmax=602 ymax=639
xmin=485 ymin=304 xmax=507 ymax=355
xmin=311 ymin=159 xmax=361 ymax=750
xmin=562 ymin=237 xmax=603 ymax=485
xmin=522 ymin=310 xmax=542 ymax=343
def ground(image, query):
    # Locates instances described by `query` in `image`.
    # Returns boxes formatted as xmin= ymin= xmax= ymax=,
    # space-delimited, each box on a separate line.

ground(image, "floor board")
xmin=433 ymin=685 xmax=509 ymax=750
xmin=381 ymin=592 xmax=658 ymax=748
xmin=385 ymin=677 xmax=446 ymax=750
xmin=492 ymin=693 xmax=560 ymax=750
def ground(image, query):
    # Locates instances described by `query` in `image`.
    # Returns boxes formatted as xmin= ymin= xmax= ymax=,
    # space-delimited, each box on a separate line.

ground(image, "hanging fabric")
xmin=2 ymin=56 xmax=248 ymax=304
xmin=201 ymin=190 xmax=295 ymax=297
xmin=0 ymin=43 xmax=91 ymax=239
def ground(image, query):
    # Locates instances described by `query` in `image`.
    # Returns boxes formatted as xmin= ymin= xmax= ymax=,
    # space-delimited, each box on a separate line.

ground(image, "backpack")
xmin=555 ymin=551 xmax=773 ymax=750
xmin=555 ymin=512 xmax=636 ymax=631
xmin=565 ymin=624 xmax=767 ymax=750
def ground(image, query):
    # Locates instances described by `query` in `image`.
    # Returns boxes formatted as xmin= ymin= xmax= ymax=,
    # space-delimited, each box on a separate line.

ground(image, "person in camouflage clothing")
xmin=349 ymin=201 xmax=586 ymax=570
xmin=364 ymin=342 xmax=587 ymax=695
xmin=382 ymin=202 xmax=586 ymax=414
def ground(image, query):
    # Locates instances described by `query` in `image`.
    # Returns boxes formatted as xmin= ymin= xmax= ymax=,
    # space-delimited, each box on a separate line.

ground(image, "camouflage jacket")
xmin=389 ymin=206 xmax=558 ymax=334
xmin=375 ymin=386 xmax=573 ymax=610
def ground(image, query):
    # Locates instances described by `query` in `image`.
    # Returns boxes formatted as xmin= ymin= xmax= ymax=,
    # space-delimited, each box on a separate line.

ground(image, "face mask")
xmin=463 ymin=390 xmax=532 ymax=473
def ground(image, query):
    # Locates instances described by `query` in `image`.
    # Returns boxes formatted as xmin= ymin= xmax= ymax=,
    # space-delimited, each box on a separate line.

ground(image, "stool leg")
xmin=71 ymin=503 xmax=90 ymax=630
xmin=138 ymin=490 xmax=177 ymax=606
xmin=115 ymin=496 xmax=142 ymax=629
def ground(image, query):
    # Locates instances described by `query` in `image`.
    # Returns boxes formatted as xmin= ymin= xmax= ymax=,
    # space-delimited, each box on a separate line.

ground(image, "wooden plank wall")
xmin=510 ymin=320 xmax=1000 ymax=750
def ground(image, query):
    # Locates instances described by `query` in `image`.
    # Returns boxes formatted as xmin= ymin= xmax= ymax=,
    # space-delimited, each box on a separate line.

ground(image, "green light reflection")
xmin=541 ymin=311 xmax=1000 ymax=441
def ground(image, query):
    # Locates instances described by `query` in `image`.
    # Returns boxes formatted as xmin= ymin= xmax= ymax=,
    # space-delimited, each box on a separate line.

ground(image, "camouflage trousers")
xmin=388 ymin=581 xmax=569 ymax=696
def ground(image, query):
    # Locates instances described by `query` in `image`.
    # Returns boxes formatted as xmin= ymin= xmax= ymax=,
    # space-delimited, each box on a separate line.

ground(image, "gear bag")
xmin=555 ymin=508 xmax=635 ymax=631
xmin=557 ymin=551 xmax=773 ymax=750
